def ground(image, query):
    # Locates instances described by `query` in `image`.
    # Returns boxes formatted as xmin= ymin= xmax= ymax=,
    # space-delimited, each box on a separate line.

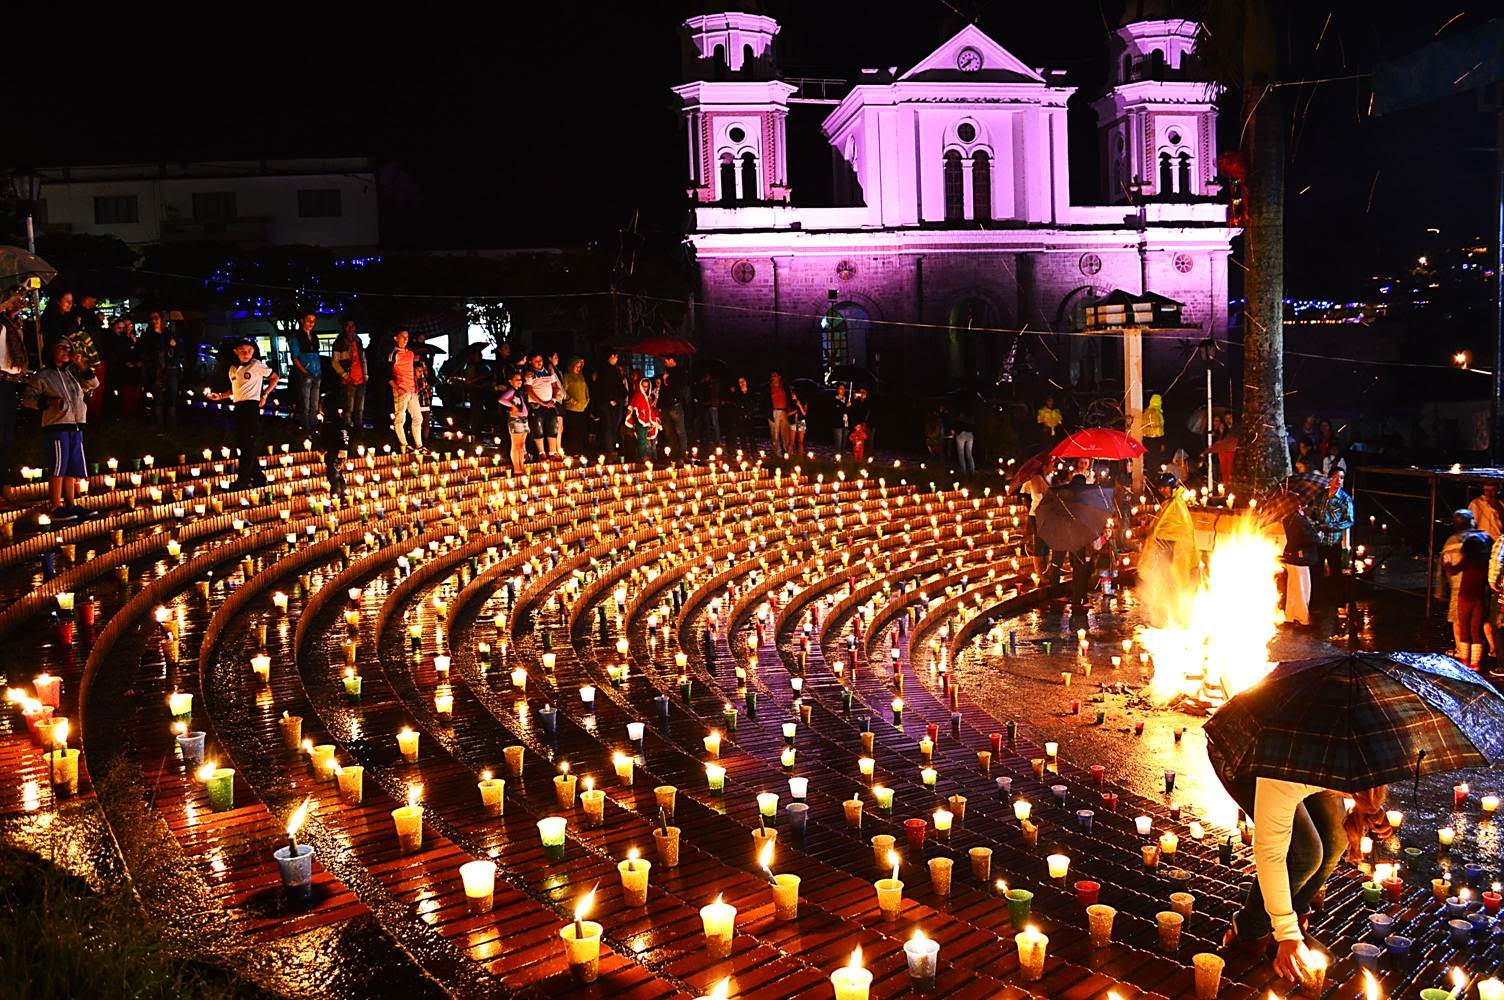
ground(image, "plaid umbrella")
xmin=1033 ymin=484 xmax=1114 ymax=552
xmin=1205 ymin=652 xmax=1504 ymax=792
xmin=1284 ymin=471 xmax=1328 ymax=502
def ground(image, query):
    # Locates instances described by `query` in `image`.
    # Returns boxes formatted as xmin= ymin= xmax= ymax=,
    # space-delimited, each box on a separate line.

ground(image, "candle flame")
xmin=286 ymin=797 xmax=312 ymax=838
xmin=407 ymin=785 xmax=422 ymax=809
xmin=573 ymin=885 xmax=596 ymax=922
xmin=583 ymin=776 xmax=593 ymax=793
xmin=196 ymin=761 xmax=217 ymax=781
xmin=1364 ymin=970 xmax=1379 ymax=1000
xmin=559 ymin=760 xmax=570 ymax=776
xmin=1301 ymin=947 xmax=1327 ymax=970
xmin=1373 ymin=863 xmax=1395 ymax=884
xmin=1451 ymin=967 xmax=1466 ymax=993
xmin=707 ymin=978 xmax=730 ymax=1000
xmin=480 ymin=770 xmax=492 ymax=783
xmin=627 ymin=847 xmax=639 ymax=862
xmin=53 ymin=718 xmax=69 ymax=745
xmin=172 ymin=721 xmax=186 ymax=736
xmin=758 ymin=839 xmax=774 ymax=872
xmin=910 ymin=928 xmax=927 ymax=945
xmin=847 ymin=946 xmax=863 ymax=970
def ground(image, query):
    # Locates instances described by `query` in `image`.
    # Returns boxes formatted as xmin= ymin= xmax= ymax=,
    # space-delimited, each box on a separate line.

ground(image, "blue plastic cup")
xmin=995 ymin=776 xmax=1012 ymax=799
xmin=1076 ymin=809 xmax=1095 ymax=833
xmin=1367 ymin=912 xmax=1393 ymax=942
xmin=176 ymin=731 xmax=206 ymax=767
xmin=1448 ymin=918 xmax=1473 ymax=945
xmin=786 ymin=802 xmax=809 ymax=839
xmin=1350 ymin=942 xmax=1381 ymax=972
xmin=1382 ymin=933 xmax=1411 ymax=955
xmin=274 ymin=844 xmax=315 ymax=903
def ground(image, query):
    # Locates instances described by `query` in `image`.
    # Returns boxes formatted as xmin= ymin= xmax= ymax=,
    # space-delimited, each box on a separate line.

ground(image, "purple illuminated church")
xmin=676 ymin=7 xmax=1237 ymax=393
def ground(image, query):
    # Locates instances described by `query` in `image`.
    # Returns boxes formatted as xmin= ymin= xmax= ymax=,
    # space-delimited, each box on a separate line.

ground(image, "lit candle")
xmin=343 ymin=668 xmax=362 ymax=699
xmin=903 ymin=930 xmax=939 ymax=988
xmin=168 ymin=690 xmax=193 ymax=720
xmin=872 ymin=785 xmax=894 ymax=812
xmin=459 ymin=859 xmax=496 ymax=914
xmin=559 ymin=889 xmax=601 ymax=984
xmin=1015 ymin=925 xmax=1049 ymax=982
xmin=272 ymin=591 xmax=288 ymax=614
xmin=1455 ymin=783 xmax=1469 ymax=808
xmin=1159 ymin=832 xmax=1179 ymax=856
xmin=858 ymin=756 xmax=875 ymax=780
xmin=1047 ymin=852 xmax=1070 ymax=880
xmin=612 ymin=752 xmax=634 ymax=786
xmin=1482 ymin=794 xmax=1500 ymax=815
xmin=830 ymin=947 xmax=872 ymax=1000
xmin=1014 ymin=800 xmax=1032 ymax=822
xmin=1135 ymin=815 xmax=1152 ymax=837
xmin=553 ymin=761 xmax=577 ymax=809
xmin=396 ymin=727 xmax=420 ymax=763
xmin=391 ymin=786 xmax=423 ymax=851
xmin=537 ymin=815 xmax=568 ymax=860
xmin=477 ymin=770 xmax=505 ymax=816
xmin=706 ymin=762 xmax=726 ymax=791
xmin=1438 ymin=826 xmax=1456 ymax=847
xmin=699 ymin=893 xmax=737 ymax=959
xmin=703 ymin=729 xmax=722 ymax=758
xmin=619 ymin=848 xmax=651 ymax=907
xmin=251 ymin=653 xmax=271 ymax=683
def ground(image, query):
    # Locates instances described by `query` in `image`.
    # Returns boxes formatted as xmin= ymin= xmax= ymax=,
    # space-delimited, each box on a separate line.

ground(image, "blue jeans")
xmin=1230 ymin=781 xmax=1347 ymax=939
xmin=295 ymin=371 xmax=321 ymax=431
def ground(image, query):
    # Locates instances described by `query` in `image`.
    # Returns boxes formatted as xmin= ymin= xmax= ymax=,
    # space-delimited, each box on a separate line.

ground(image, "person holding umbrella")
xmin=1205 ymin=652 xmax=1504 ymax=983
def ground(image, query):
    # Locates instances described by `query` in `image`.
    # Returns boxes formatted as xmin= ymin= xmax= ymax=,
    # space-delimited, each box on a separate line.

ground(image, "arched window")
xmin=1177 ymin=151 xmax=1193 ymax=196
xmin=943 ymin=150 xmax=964 ymax=222
xmin=1158 ymin=152 xmax=1174 ymax=195
xmin=1121 ymin=53 xmax=1133 ymax=81
xmin=719 ymin=153 xmax=737 ymax=204
xmin=712 ymin=43 xmax=725 ymax=80
xmin=822 ymin=302 xmax=871 ymax=372
xmin=972 ymin=151 xmax=991 ymax=222
xmin=740 ymin=152 xmax=758 ymax=202
xmin=1149 ymin=49 xmax=1165 ymax=78
xmin=742 ymin=43 xmax=755 ymax=76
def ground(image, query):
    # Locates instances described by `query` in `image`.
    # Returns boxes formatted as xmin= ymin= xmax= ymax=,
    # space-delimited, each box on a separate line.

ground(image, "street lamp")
xmin=9 ymin=170 xmax=42 ymax=254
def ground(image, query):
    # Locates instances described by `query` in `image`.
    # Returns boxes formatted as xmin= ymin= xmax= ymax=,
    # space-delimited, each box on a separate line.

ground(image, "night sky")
xmin=7 ymin=2 xmax=1497 ymax=295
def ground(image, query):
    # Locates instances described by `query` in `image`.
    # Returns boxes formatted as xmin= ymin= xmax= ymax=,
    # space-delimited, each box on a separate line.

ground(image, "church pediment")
xmin=897 ymin=23 xmax=1045 ymax=84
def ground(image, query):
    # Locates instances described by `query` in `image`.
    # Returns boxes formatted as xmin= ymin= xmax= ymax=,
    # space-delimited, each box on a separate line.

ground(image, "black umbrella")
xmin=827 ymin=364 xmax=876 ymax=388
xmin=1033 ymin=483 xmax=1114 ymax=552
xmin=1205 ymin=652 xmax=1504 ymax=792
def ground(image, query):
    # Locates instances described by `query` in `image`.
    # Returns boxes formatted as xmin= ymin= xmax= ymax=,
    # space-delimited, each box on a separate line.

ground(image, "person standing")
xmin=524 ymin=352 xmax=563 ymax=459
xmin=73 ymin=293 xmax=107 ymax=421
xmin=1313 ymin=468 xmax=1353 ymax=598
xmin=21 ymin=338 xmax=97 ymax=518
xmin=559 ymin=356 xmax=590 ymax=455
xmin=724 ymin=375 xmax=753 ymax=451
xmin=1469 ymin=484 xmax=1503 ymax=539
xmin=1141 ymin=392 xmax=1165 ymax=460
xmin=594 ymin=352 xmax=628 ymax=457
xmin=0 ymin=291 xmax=30 ymax=488
xmin=329 ymin=319 xmax=367 ymax=433
xmin=951 ymin=409 xmax=976 ymax=474
xmin=40 ymin=290 xmax=81 ymax=350
xmin=699 ymin=370 xmax=722 ymax=447
xmin=1446 ymin=521 xmax=1493 ymax=669
xmin=1279 ymin=500 xmax=1320 ymax=627
xmin=625 ymin=376 xmax=660 ymax=461
xmin=658 ymin=356 xmax=690 ymax=456
xmin=497 ymin=367 xmax=530 ymax=473
xmin=150 ymin=310 xmax=185 ymax=424
xmin=288 ymin=311 xmax=323 ymax=433
xmin=832 ymin=383 xmax=851 ymax=453
xmin=207 ymin=339 xmax=278 ymax=489
xmin=787 ymin=381 xmax=808 ymax=456
xmin=389 ymin=328 xmax=425 ymax=454
xmin=767 ymin=371 xmax=791 ymax=458
xmin=1036 ymin=395 xmax=1063 ymax=439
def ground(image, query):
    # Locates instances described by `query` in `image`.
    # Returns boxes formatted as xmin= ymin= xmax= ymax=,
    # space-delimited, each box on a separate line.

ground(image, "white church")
xmin=675 ymin=6 xmax=1237 ymax=395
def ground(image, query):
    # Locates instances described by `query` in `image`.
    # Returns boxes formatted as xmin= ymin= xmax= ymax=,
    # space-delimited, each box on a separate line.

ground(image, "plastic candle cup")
xmin=1439 ymin=826 xmax=1456 ymax=847
xmin=873 ymin=785 xmax=894 ymax=813
xmin=1077 ymin=809 xmax=1096 ymax=833
xmin=1005 ymin=888 xmax=1033 ymax=929
xmin=310 ymin=744 xmax=336 ymax=775
xmin=502 ymin=744 xmax=525 ymax=777
xmin=699 ymin=894 xmax=737 ymax=959
xmin=1360 ymin=881 xmax=1383 ymax=906
xmin=703 ymin=730 xmax=722 ymax=758
xmin=47 ymin=748 xmax=82 ymax=795
xmin=1159 ymin=832 xmax=1179 ymax=856
xmin=1483 ymin=885 xmax=1502 ymax=913
xmin=904 ymin=817 xmax=927 ymax=851
xmin=771 ymin=873 xmax=801 ymax=920
xmin=205 ymin=767 xmax=235 ymax=811
xmin=168 ymin=691 xmax=193 ymax=721
xmin=705 ymin=762 xmax=726 ymax=792
xmin=969 ymin=847 xmax=993 ymax=882
xmin=627 ymin=721 xmax=645 ymax=743
xmin=780 ymin=747 xmax=796 ymax=769
xmin=1382 ymin=875 xmax=1403 ymax=903
xmin=613 ymin=753 xmax=635 ymax=786
xmin=928 ymin=857 xmax=953 ymax=896
xmin=1476 ymin=980 xmax=1503 ymax=1000
xmin=978 ymin=749 xmax=993 ymax=774
xmin=1134 ymin=815 xmax=1152 ymax=837
xmin=1142 ymin=844 xmax=1161 ymax=868
xmin=830 ymin=948 xmax=873 ymax=1000
xmin=337 ymin=765 xmax=364 ymax=805
xmin=653 ymin=825 xmax=681 ymax=868
xmin=1455 ymin=783 xmax=1469 ymax=807
xmin=870 ymin=834 xmax=896 ymax=871
xmin=537 ymin=816 xmax=567 ymax=860
xmin=618 ymin=851 xmax=651 ymax=907
xmin=1432 ymin=878 xmax=1452 ymax=902
xmin=858 ymin=756 xmax=875 ymax=780
xmin=1015 ymin=925 xmax=1048 ymax=982
xmin=1191 ymin=953 xmax=1224 ymax=1000
xmin=397 ymin=727 xmax=420 ymax=763
xmin=875 ymin=876 xmax=904 ymax=921
xmin=559 ymin=920 xmax=603 ymax=984
xmin=581 ymin=779 xmax=605 ymax=827
xmin=652 ymin=784 xmax=677 ymax=823
xmin=1483 ymin=794 xmax=1500 ymax=814
xmin=1156 ymin=910 xmax=1184 ymax=951
xmin=1047 ymin=853 xmax=1070 ymax=881
xmin=921 ymin=766 xmax=938 ymax=788
xmin=844 ymin=798 xmax=864 ymax=829
xmin=459 ymin=860 xmax=496 ymax=914
xmin=392 ymin=788 xmax=424 ymax=851
xmin=1014 ymin=799 xmax=1032 ymax=822
xmin=553 ymin=769 xmax=577 ymax=810
xmin=757 ymin=791 xmax=779 ymax=820
xmin=1447 ymin=919 xmax=1472 ymax=944
xmin=343 ymin=669 xmax=362 ymax=700
xmin=903 ymin=931 xmax=939 ymax=988
xmin=176 ymin=730 xmax=206 ymax=767
xmin=722 ymin=705 xmax=738 ymax=731
xmin=1086 ymin=903 xmax=1116 ymax=947
xmin=788 ymin=777 xmax=808 ymax=802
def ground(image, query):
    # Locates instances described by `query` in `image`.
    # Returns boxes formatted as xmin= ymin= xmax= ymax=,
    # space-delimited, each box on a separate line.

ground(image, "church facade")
xmin=675 ymin=11 xmax=1237 ymax=395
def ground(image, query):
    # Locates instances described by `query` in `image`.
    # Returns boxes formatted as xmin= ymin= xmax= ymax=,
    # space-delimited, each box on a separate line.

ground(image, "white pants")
xmin=394 ymin=392 xmax=423 ymax=449
xmin=1283 ymin=564 xmax=1311 ymax=625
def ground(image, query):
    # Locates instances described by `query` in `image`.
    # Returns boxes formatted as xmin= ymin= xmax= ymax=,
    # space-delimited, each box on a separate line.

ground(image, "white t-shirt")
xmin=229 ymin=359 xmax=274 ymax=402
xmin=525 ymin=366 xmax=561 ymax=405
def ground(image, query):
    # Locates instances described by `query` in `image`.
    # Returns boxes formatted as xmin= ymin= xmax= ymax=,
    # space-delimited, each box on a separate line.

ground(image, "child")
xmin=22 ymin=338 xmax=98 ymax=519
xmin=207 ymin=339 xmax=278 ymax=489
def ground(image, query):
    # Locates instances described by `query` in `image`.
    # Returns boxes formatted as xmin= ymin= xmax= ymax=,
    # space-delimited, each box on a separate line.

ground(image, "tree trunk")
xmin=1232 ymin=3 xmax=1290 ymax=494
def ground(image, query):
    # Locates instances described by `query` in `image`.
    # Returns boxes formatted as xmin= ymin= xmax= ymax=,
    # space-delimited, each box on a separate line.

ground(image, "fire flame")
xmin=1363 ymin=970 xmax=1380 ymax=1000
xmin=286 ymin=798 xmax=312 ymax=838
xmin=573 ymin=886 xmax=596 ymax=922
xmin=847 ymin=946 xmax=863 ymax=970
xmin=758 ymin=839 xmax=775 ymax=873
xmin=707 ymin=978 xmax=730 ymax=1000
xmin=1136 ymin=513 xmax=1282 ymax=707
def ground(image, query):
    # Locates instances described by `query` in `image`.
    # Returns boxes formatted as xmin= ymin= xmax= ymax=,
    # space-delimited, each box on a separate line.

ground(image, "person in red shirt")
xmin=389 ymin=328 xmax=424 ymax=453
xmin=768 ymin=370 xmax=790 ymax=458
xmin=330 ymin=319 xmax=366 ymax=432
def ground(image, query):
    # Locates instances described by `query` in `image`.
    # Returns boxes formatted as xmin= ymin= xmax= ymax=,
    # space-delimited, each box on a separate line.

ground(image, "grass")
xmin=0 ymin=847 xmax=271 ymax=1000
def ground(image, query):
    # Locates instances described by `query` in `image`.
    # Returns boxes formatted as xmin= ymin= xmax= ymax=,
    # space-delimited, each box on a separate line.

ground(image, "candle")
xmin=1074 ymin=879 xmax=1100 ymax=906
xmin=1015 ymin=925 xmax=1049 ymax=982
xmin=1086 ymin=903 xmax=1116 ymax=947
xmin=579 ymin=684 xmax=595 ymax=709
xmin=1005 ymin=887 xmax=1033 ymax=929
xmin=1439 ymin=826 xmax=1456 ymax=847
xmin=168 ymin=691 xmax=193 ymax=720
xmin=343 ymin=668 xmax=362 ymax=699
xmin=537 ymin=815 xmax=567 ymax=860
xmin=780 ymin=747 xmax=796 ymax=769
xmin=34 ymin=673 xmax=61 ymax=708
xmin=699 ymin=894 xmax=737 ymax=959
xmin=969 ymin=847 xmax=993 ymax=883
xmin=279 ymin=712 xmax=302 ymax=750
xmin=503 ymin=744 xmax=525 ymax=777
xmin=309 ymin=744 xmax=336 ymax=776
xmin=272 ymin=591 xmax=288 ymax=614
xmin=1135 ymin=815 xmax=1152 ymax=837
xmin=1156 ymin=910 xmax=1184 ymax=951
xmin=875 ymin=865 xmax=904 ymax=921
xmin=705 ymin=762 xmax=726 ymax=791
xmin=1455 ymin=782 xmax=1470 ymax=807
xmin=581 ymin=778 xmax=605 ymax=827
xmin=553 ymin=763 xmax=577 ymax=809
xmin=1014 ymin=800 xmax=1032 ymax=822
xmin=612 ymin=752 xmax=634 ymax=786
xmin=1484 ymin=883 xmax=1502 ymax=913
xmin=559 ymin=892 xmax=602 ymax=984
xmin=830 ymin=947 xmax=872 ymax=1000
xmin=1483 ymin=794 xmax=1500 ymax=814
xmin=336 ymin=764 xmax=363 ymax=805
xmin=433 ymin=689 xmax=453 ymax=719
xmin=397 ymin=727 xmax=420 ymax=763
xmin=1047 ymin=852 xmax=1070 ymax=881
xmin=1159 ymin=832 xmax=1179 ymax=856
xmin=1191 ymin=953 xmax=1224 ymax=1000
xmin=1477 ymin=981 xmax=1504 ymax=1000
xmin=920 ymin=766 xmax=937 ymax=788
xmin=858 ymin=756 xmax=875 ymax=780
xmin=1170 ymin=891 xmax=1196 ymax=918
xmin=392 ymin=786 xmax=423 ymax=851
xmin=703 ymin=730 xmax=722 ymax=758
xmin=459 ymin=859 xmax=496 ymax=914
xmin=872 ymin=785 xmax=894 ymax=812
xmin=618 ymin=849 xmax=651 ymax=907
xmin=903 ymin=930 xmax=939 ymax=988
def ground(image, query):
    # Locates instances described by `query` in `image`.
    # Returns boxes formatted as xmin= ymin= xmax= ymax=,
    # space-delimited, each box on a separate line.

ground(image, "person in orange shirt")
xmin=389 ymin=328 xmax=424 ymax=453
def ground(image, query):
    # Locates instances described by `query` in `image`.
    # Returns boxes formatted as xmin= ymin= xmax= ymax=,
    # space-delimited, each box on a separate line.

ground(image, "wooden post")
xmin=1123 ymin=326 xmax=1144 ymax=489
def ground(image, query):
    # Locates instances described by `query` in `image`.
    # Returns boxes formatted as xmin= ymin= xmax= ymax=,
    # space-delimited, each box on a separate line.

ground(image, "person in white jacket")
xmin=21 ymin=338 xmax=98 ymax=518
xmin=1226 ymin=777 xmax=1389 ymax=983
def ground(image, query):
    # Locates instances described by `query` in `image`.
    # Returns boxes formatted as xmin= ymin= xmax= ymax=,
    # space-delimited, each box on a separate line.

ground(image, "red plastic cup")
xmin=1070 ymin=700 xmax=1081 ymax=715
xmin=926 ymin=723 xmax=939 ymax=742
xmin=1090 ymin=765 xmax=1105 ymax=787
xmin=990 ymin=732 xmax=1003 ymax=755
xmin=1453 ymin=784 xmax=1468 ymax=808
xmin=1074 ymin=880 xmax=1101 ymax=906
xmin=904 ymin=817 xmax=927 ymax=852
xmin=1101 ymin=792 xmax=1119 ymax=812
xmin=1133 ymin=721 xmax=1145 ymax=736
xmin=1482 ymin=891 xmax=1501 ymax=914
xmin=1382 ymin=878 xmax=1403 ymax=903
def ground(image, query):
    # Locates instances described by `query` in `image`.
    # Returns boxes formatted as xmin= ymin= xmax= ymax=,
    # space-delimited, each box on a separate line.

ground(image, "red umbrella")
xmin=1008 ymin=444 xmax=1060 ymax=492
xmin=629 ymin=335 xmax=697 ymax=356
xmin=1048 ymin=428 xmax=1146 ymax=461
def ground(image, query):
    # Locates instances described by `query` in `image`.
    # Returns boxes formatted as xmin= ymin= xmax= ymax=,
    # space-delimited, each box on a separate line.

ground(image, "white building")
xmin=35 ymin=157 xmax=380 ymax=249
